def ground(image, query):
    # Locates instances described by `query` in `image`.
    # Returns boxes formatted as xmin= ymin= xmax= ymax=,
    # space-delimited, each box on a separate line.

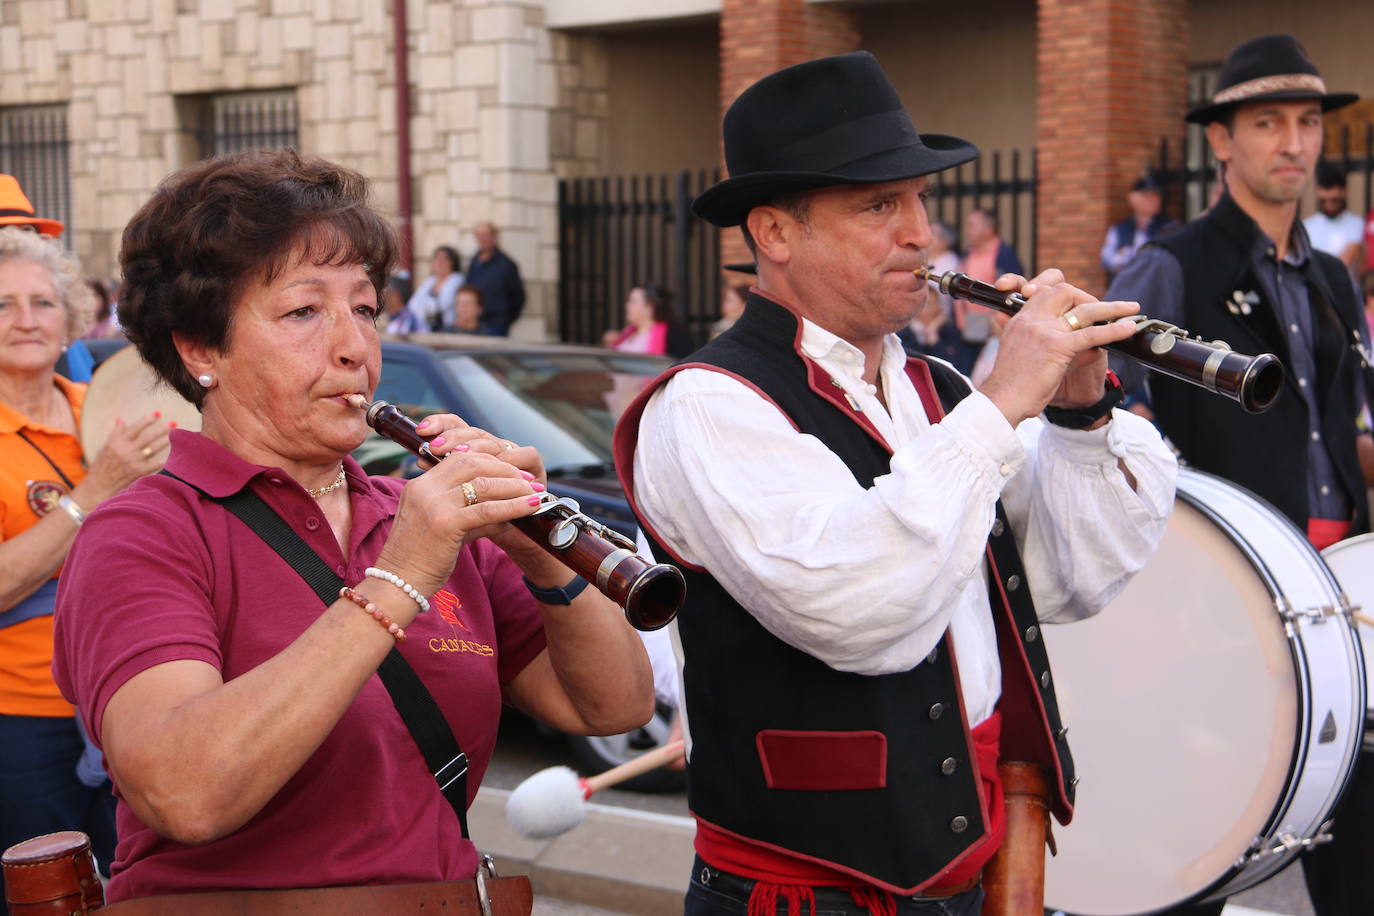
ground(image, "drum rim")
xmin=1044 ymin=468 xmax=1364 ymax=913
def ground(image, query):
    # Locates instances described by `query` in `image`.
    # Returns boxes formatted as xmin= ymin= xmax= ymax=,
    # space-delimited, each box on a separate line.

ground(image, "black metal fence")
xmin=557 ymin=150 xmax=1038 ymax=344
xmin=926 ymin=148 xmax=1038 ymax=272
xmin=184 ymin=90 xmax=299 ymax=159
xmin=557 ymin=169 xmax=722 ymax=346
xmin=0 ymin=106 xmax=71 ymax=240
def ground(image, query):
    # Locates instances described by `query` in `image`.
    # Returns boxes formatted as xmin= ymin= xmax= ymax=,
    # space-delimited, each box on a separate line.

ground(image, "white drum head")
xmin=1321 ymin=533 xmax=1374 ymax=729
xmin=1043 ymin=497 xmax=1298 ymax=914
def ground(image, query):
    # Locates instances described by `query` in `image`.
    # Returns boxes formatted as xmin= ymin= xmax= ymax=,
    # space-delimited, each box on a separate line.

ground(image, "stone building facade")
xmin=1 ymin=0 xmax=1369 ymax=337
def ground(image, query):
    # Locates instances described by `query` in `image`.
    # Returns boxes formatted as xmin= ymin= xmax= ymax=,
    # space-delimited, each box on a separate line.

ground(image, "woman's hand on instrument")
xmin=417 ymin=413 xmax=548 ymax=486
xmin=979 ymin=269 xmax=1139 ymax=426
xmin=376 ymin=449 xmax=545 ymax=597
xmin=72 ymin=412 xmax=174 ymax=510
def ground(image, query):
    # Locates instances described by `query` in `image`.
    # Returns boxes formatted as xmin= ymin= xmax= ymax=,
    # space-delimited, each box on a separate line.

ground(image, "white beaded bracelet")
xmin=57 ymin=495 xmax=87 ymax=528
xmin=364 ymin=566 xmax=430 ymax=613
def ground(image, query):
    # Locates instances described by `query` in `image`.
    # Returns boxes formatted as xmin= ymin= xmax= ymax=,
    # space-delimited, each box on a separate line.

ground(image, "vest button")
xmin=928 ymin=703 xmax=945 ymax=720
xmin=990 ymin=519 xmax=1004 ymax=537
xmin=1041 ymin=671 xmax=1051 ymax=688
xmin=926 ymin=647 xmax=938 ymax=665
xmin=940 ymin=757 xmax=958 ymax=775
xmin=305 ymin=517 xmax=320 ymax=531
xmin=1006 ymin=575 xmax=1020 ymax=592
xmin=1057 ymin=726 xmax=1069 ymax=741
xmin=1024 ymin=625 xmax=1039 ymax=643
xmin=950 ymin=816 xmax=969 ymax=833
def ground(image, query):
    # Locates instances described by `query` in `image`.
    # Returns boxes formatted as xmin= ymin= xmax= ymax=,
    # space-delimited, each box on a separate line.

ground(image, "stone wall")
xmin=0 ymin=0 xmax=612 ymax=338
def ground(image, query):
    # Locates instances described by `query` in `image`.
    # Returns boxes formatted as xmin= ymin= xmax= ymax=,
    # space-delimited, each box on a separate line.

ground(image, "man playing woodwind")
xmin=1106 ymin=34 xmax=1370 ymax=916
xmin=614 ymin=52 xmax=1177 ymax=916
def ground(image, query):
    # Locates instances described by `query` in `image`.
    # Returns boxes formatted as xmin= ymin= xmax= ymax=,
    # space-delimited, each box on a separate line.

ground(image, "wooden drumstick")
xmin=1354 ymin=611 xmax=1374 ymax=629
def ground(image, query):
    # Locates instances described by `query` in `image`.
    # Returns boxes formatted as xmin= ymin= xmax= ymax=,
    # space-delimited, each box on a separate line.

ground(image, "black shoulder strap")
xmin=159 ymin=471 xmax=471 ymax=838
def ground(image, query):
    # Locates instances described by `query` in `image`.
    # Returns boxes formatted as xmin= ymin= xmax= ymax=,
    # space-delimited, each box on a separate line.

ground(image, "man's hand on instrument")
xmin=979 ymin=269 xmax=1139 ymax=426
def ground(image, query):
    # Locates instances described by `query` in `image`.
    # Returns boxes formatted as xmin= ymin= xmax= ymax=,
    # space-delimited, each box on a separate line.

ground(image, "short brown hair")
xmin=119 ymin=149 xmax=397 ymax=407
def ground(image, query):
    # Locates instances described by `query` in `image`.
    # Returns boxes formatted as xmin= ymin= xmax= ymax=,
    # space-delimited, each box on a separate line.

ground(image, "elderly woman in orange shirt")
xmin=0 ymin=227 xmax=170 ymax=889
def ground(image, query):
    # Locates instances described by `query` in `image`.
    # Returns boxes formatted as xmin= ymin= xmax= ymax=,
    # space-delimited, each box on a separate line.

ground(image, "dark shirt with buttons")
xmin=1108 ymin=222 xmax=1361 ymax=520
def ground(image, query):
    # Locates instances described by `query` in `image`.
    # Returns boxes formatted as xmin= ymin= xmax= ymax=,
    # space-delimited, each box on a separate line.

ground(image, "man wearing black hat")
xmin=1106 ymin=34 xmax=1370 ymax=916
xmin=1100 ymin=172 xmax=1180 ymax=284
xmin=614 ymin=52 xmax=1176 ymax=915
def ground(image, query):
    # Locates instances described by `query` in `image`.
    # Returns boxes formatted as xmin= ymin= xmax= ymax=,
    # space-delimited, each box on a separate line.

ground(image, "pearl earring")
xmin=197 ymin=374 xmax=214 ymax=388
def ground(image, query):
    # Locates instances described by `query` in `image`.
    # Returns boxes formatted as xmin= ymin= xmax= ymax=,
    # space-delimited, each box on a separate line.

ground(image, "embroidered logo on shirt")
xmin=1226 ymin=289 xmax=1259 ymax=316
xmin=427 ymin=588 xmax=493 ymax=656
xmin=25 ymin=480 xmax=64 ymax=518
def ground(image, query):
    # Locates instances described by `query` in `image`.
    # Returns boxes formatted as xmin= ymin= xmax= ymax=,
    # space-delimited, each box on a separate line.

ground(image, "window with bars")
xmin=179 ymin=90 xmax=299 ymax=161
xmin=0 ymin=105 xmax=71 ymax=239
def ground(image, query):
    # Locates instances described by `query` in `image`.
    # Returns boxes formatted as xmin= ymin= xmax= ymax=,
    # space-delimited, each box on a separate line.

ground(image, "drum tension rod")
xmin=1236 ymin=821 xmax=1335 ymax=867
xmin=1276 ymin=595 xmax=1358 ymax=624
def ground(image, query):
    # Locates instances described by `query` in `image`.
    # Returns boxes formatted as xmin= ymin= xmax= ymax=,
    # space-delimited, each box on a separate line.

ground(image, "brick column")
xmin=716 ymin=0 xmax=860 ymax=272
xmin=1036 ymin=0 xmax=1188 ymax=294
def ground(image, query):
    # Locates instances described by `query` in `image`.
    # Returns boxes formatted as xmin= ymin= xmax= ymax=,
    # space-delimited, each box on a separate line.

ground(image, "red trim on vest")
xmin=754 ymin=729 xmax=887 ymax=791
xmin=696 ymin=712 xmax=1005 ymax=897
xmin=612 ymin=361 xmax=803 ymax=573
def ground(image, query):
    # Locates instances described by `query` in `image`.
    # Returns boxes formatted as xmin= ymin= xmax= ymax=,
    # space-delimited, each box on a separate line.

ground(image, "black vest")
xmin=1151 ymin=193 xmax=1369 ymax=534
xmin=613 ymin=294 xmax=1074 ymax=893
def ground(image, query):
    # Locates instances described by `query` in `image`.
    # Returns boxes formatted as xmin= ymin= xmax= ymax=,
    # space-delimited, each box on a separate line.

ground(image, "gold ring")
xmin=141 ymin=445 xmax=153 ymax=458
xmin=461 ymin=481 xmax=479 ymax=507
xmin=1063 ymin=311 xmax=1084 ymax=332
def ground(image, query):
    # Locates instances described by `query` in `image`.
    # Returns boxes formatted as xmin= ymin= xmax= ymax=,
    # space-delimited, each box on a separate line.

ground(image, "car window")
xmin=374 ymin=357 xmax=448 ymax=419
xmin=439 ymin=351 xmax=664 ymax=473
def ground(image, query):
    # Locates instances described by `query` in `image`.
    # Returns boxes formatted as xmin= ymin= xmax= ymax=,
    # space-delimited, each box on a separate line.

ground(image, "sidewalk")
xmin=472 ymin=786 xmax=695 ymax=916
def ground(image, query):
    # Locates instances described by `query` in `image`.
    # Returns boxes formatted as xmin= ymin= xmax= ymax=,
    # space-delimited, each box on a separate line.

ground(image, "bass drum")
xmin=1319 ymin=534 xmax=1374 ymax=752
xmin=80 ymin=345 xmax=200 ymax=458
xmin=1043 ymin=468 xmax=1363 ymax=915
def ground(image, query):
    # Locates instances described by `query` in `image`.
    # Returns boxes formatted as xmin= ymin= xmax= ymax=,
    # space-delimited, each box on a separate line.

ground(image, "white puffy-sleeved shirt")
xmin=633 ymin=318 xmax=1177 ymax=728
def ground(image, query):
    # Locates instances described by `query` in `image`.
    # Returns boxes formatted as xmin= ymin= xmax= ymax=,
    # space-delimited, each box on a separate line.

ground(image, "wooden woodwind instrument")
xmin=354 ymin=397 xmax=685 ymax=631
xmin=916 ymin=268 xmax=1285 ymax=414
xmin=980 ymin=761 xmax=1052 ymax=916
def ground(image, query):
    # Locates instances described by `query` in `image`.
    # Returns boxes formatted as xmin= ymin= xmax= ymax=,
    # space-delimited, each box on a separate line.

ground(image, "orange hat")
xmin=0 ymin=174 xmax=64 ymax=237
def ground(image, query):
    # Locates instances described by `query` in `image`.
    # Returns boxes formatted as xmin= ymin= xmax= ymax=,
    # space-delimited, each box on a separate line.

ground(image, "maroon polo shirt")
xmin=52 ymin=429 xmax=546 ymax=901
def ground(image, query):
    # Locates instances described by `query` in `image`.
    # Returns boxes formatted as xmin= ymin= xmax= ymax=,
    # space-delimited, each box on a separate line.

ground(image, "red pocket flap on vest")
xmin=755 ymin=729 xmax=887 ymax=791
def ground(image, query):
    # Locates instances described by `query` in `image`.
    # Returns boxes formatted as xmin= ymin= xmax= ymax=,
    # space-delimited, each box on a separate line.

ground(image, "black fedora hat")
xmin=692 ymin=52 xmax=978 ymax=228
xmin=1186 ymin=34 xmax=1357 ymax=125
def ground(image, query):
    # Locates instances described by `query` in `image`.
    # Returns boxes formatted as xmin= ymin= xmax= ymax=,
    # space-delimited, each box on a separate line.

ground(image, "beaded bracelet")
xmin=339 ymin=586 xmax=407 ymax=643
xmin=363 ymin=566 xmax=430 ymax=613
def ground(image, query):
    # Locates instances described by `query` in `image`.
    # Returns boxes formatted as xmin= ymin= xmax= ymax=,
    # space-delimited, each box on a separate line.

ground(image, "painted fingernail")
xmin=530 ymin=482 xmax=546 ymax=492
xmin=153 ymin=410 xmax=162 ymax=419
xmin=416 ymin=419 xmax=431 ymax=429
xmin=527 ymin=496 xmax=543 ymax=506
xmin=431 ymin=436 xmax=446 ymax=448
xmin=169 ymin=421 xmax=178 ymax=428
xmin=455 ymin=443 xmax=470 ymax=452
xmin=520 ymin=471 xmax=535 ymax=480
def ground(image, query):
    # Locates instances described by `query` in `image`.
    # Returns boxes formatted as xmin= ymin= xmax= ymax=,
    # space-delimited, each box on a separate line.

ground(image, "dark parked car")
xmin=76 ymin=332 xmax=683 ymax=790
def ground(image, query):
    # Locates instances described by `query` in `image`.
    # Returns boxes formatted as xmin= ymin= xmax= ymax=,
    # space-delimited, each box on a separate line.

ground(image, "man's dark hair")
xmin=1315 ymin=160 xmax=1348 ymax=190
xmin=635 ymin=282 xmax=680 ymax=326
xmin=119 ymin=148 xmax=397 ymax=407
xmin=739 ymin=190 xmax=813 ymax=256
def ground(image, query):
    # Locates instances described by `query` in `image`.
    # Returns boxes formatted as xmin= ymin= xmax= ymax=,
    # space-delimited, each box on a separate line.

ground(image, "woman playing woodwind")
xmin=49 ymin=150 xmax=652 ymax=905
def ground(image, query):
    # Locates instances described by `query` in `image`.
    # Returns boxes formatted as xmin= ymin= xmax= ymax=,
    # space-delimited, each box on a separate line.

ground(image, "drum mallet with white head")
xmin=505 ymin=740 xmax=685 ymax=838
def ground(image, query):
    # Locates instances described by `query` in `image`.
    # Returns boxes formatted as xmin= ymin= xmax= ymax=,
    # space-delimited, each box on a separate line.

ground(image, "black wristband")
xmin=1042 ymin=370 xmax=1126 ymax=430
xmin=522 ymin=574 xmax=590 ymax=606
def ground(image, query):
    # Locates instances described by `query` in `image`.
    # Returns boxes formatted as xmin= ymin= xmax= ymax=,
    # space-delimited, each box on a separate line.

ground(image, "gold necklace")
xmin=307 ymin=466 xmax=347 ymax=499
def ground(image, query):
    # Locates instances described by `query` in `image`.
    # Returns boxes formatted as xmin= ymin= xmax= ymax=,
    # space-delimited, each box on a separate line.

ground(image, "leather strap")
xmin=99 ymin=876 xmax=534 ymax=915
xmin=159 ymin=471 xmax=470 ymax=838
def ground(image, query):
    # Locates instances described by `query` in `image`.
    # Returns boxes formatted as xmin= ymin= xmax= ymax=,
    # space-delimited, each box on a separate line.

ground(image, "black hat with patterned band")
xmin=692 ymin=51 xmax=978 ymax=228
xmin=1185 ymin=34 xmax=1358 ymax=125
